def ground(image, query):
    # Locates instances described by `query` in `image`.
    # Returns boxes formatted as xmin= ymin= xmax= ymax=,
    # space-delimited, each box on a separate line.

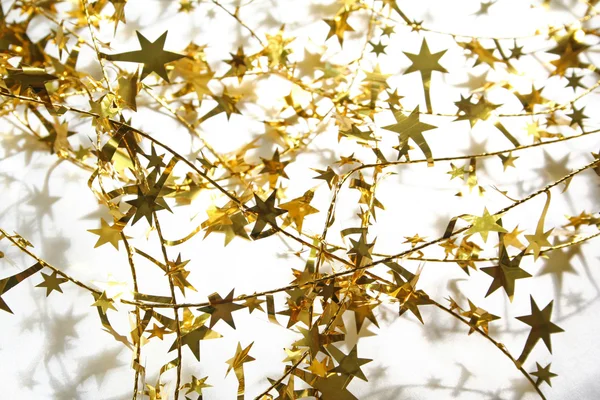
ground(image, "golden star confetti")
xmin=1 ymin=0 xmax=600 ymax=399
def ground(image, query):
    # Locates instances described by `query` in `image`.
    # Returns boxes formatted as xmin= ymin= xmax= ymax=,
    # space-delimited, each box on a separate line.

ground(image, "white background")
xmin=1 ymin=0 xmax=600 ymax=399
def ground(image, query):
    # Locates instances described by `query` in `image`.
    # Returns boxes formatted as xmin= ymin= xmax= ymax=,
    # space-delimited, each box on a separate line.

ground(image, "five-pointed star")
xmin=260 ymin=148 xmax=290 ymax=179
xmin=36 ymin=271 xmax=68 ymax=296
xmin=225 ymin=342 xmax=256 ymax=375
xmin=308 ymin=357 xmax=329 ymax=377
xmin=329 ymin=344 xmax=372 ymax=383
xmin=247 ymin=191 xmax=287 ymax=237
xmin=91 ymin=291 xmax=118 ymax=314
xmin=104 ymin=31 xmax=184 ymax=82
xmin=184 ymin=375 xmax=211 ymax=395
xmin=88 ymin=218 xmax=127 ymax=250
xmin=282 ymin=346 xmax=305 ymax=363
xmin=347 ymin=233 xmax=375 ymax=267
xmin=481 ymin=245 xmax=531 ymax=301
xmin=499 ymin=152 xmax=519 ymax=170
xmin=516 ymin=296 xmax=564 ymax=363
xmin=447 ymin=162 xmax=465 ymax=180
xmin=169 ymin=324 xmax=222 ymax=361
xmin=293 ymin=324 xmax=345 ymax=358
xmin=393 ymin=283 xmax=432 ymax=324
xmin=461 ymin=300 xmax=500 ymax=334
xmin=340 ymin=124 xmax=377 ymax=143
xmin=324 ymin=12 xmax=355 ymax=45
xmin=225 ymin=46 xmax=251 ymax=82
xmin=167 ymin=253 xmax=197 ymax=295
xmin=147 ymin=323 xmax=170 ymax=340
xmin=502 ymin=225 xmax=526 ymax=249
xmin=240 ymin=297 xmax=264 ymax=315
xmin=279 ymin=189 xmax=319 ymax=233
xmin=455 ymin=94 xmax=501 ymax=127
xmin=313 ymin=166 xmax=339 ymax=189
xmin=383 ymin=106 xmax=437 ymax=163
xmin=142 ymin=145 xmax=166 ymax=170
xmin=464 ymin=207 xmax=507 ymax=242
xmin=531 ymin=362 xmax=558 ymax=387
xmin=312 ymin=373 xmax=358 ymax=400
xmin=349 ymin=298 xmax=380 ymax=332
xmin=5 ymin=67 xmax=58 ymax=95
xmin=550 ymin=44 xmax=588 ymax=76
xmin=198 ymin=289 xmax=244 ymax=329
xmin=515 ymin=85 xmax=548 ymax=112
xmin=525 ymin=228 xmax=553 ymax=260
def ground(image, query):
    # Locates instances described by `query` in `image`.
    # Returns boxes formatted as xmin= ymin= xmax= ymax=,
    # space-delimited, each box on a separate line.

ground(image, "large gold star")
xmin=91 ymin=291 xmax=118 ymax=314
xmin=198 ymin=289 xmax=244 ymax=329
xmin=383 ymin=106 xmax=437 ymax=164
xmin=324 ymin=11 xmax=355 ymax=45
xmin=516 ymin=296 xmax=564 ymax=364
xmin=183 ymin=375 xmax=211 ymax=396
xmin=104 ymin=31 xmax=184 ymax=82
xmin=531 ymin=362 xmax=558 ymax=387
xmin=169 ymin=324 xmax=222 ymax=361
xmin=35 ymin=271 xmax=68 ymax=296
xmin=403 ymin=38 xmax=447 ymax=82
xmin=481 ymin=245 xmax=531 ymax=301
xmin=464 ymin=208 xmax=507 ymax=242
xmin=225 ymin=342 xmax=256 ymax=397
xmin=329 ymin=344 xmax=372 ymax=383
xmin=247 ymin=191 xmax=287 ymax=238
xmin=461 ymin=299 xmax=500 ymax=335
xmin=88 ymin=218 xmax=128 ymax=250
xmin=279 ymin=189 xmax=319 ymax=233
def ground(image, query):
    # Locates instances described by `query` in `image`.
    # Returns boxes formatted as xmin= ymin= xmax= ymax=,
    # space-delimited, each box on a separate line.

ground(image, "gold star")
xmin=403 ymin=38 xmax=447 ymax=81
xmin=35 ymin=271 xmax=68 ymax=296
xmin=225 ymin=341 xmax=255 ymax=376
xmin=91 ymin=291 xmax=118 ymax=314
xmin=5 ymin=67 xmax=58 ymax=96
xmin=324 ymin=11 xmax=355 ymax=45
xmin=447 ymin=162 xmax=465 ymax=180
xmin=502 ymin=225 xmax=526 ymax=250
xmin=248 ymin=191 xmax=287 ymax=238
xmin=282 ymin=347 xmax=305 ymax=363
xmin=88 ymin=218 xmax=128 ymax=250
xmin=383 ymin=106 xmax=437 ymax=164
xmin=313 ymin=166 xmax=339 ymax=189
xmin=147 ymin=323 xmax=170 ymax=340
xmin=260 ymin=148 xmax=290 ymax=180
xmin=499 ymin=152 xmax=519 ymax=171
xmin=481 ymin=245 xmax=531 ymax=301
xmin=524 ymin=229 xmax=553 ymax=260
xmin=308 ymin=357 xmax=330 ymax=377
xmin=243 ymin=296 xmax=265 ymax=313
xmin=516 ymin=296 xmax=564 ymax=364
xmin=464 ymin=207 xmax=507 ymax=242
xmin=329 ymin=344 xmax=372 ymax=383
xmin=461 ymin=300 xmax=500 ymax=335
xmin=198 ymin=289 xmax=244 ymax=329
xmin=170 ymin=320 xmax=222 ymax=361
xmin=104 ymin=31 xmax=184 ymax=82
xmin=183 ymin=375 xmax=211 ymax=395
xmin=225 ymin=46 xmax=251 ymax=82
xmin=279 ymin=189 xmax=319 ymax=233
